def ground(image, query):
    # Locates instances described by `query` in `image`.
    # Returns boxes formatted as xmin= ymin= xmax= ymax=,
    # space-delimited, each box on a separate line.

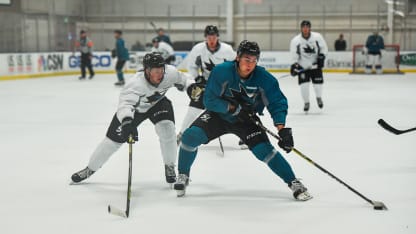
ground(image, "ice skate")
xmin=174 ymin=174 xmax=189 ymax=197
xmin=71 ymin=167 xmax=95 ymax=183
xmin=238 ymin=139 xmax=248 ymax=150
xmin=89 ymin=74 xmax=95 ymax=79
xmin=114 ymin=80 xmax=125 ymax=86
xmin=165 ymin=164 xmax=176 ymax=184
xmin=78 ymin=76 xmax=86 ymax=80
xmin=289 ymin=179 xmax=313 ymax=201
xmin=317 ymin=97 xmax=323 ymax=109
xmin=303 ymin=102 xmax=310 ymax=112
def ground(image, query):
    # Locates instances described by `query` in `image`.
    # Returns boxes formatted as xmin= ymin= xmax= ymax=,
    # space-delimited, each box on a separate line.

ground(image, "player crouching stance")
xmin=174 ymin=40 xmax=312 ymax=201
xmin=71 ymin=52 xmax=193 ymax=186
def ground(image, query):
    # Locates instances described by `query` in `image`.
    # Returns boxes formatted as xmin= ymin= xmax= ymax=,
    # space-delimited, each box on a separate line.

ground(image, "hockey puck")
xmin=374 ymin=206 xmax=383 ymax=210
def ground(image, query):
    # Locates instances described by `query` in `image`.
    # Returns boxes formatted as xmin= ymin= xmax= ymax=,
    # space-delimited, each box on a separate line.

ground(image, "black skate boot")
xmin=79 ymin=76 xmax=86 ymax=80
xmin=303 ymin=102 xmax=310 ymax=112
xmin=317 ymin=97 xmax=323 ymax=109
xmin=71 ymin=167 xmax=95 ymax=183
xmin=289 ymin=179 xmax=313 ymax=201
xmin=174 ymin=174 xmax=189 ymax=197
xmin=165 ymin=164 xmax=176 ymax=184
xmin=114 ymin=80 xmax=125 ymax=86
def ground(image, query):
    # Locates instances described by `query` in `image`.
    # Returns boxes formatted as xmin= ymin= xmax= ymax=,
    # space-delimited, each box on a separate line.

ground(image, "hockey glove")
xmin=317 ymin=53 xmax=326 ymax=68
xmin=186 ymin=83 xmax=205 ymax=102
xmin=111 ymin=49 xmax=116 ymax=58
xmin=278 ymin=128 xmax=294 ymax=153
xmin=230 ymin=104 xmax=255 ymax=123
xmin=290 ymin=63 xmax=304 ymax=76
xmin=121 ymin=117 xmax=138 ymax=143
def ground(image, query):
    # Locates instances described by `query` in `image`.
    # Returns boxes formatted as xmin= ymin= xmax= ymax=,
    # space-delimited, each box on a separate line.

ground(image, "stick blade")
xmin=372 ymin=201 xmax=388 ymax=211
xmin=378 ymin=119 xmax=401 ymax=135
xmin=108 ymin=205 xmax=128 ymax=218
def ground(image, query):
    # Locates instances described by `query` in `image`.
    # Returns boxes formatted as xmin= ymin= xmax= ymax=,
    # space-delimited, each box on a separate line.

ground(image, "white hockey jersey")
xmin=116 ymin=65 xmax=193 ymax=121
xmin=187 ymin=41 xmax=236 ymax=78
xmin=151 ymin=41 xmax=174 ymax=60
xmin=290 ymin=32 xmax=328 ymax=70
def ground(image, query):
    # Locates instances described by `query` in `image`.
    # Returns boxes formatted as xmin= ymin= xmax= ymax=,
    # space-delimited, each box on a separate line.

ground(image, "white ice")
xmin=0 ymin=72 xmax=415 ymax=234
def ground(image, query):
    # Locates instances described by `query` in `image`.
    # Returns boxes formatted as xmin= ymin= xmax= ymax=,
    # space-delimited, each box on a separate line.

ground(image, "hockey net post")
xmin=351 ymin=44 xmax=403 ymax=74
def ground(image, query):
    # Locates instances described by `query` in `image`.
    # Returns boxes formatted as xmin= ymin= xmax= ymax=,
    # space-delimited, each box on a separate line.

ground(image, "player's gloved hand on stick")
xmin=317 ymin=53 xmax=326 ymax=68
xmin=121 ymin=117 xmax=138 ymax=143
xmin=290 ymin=63 xmax=303 ymax=76
xmin=278 ymin=128 xmax=294 ymax=153
xmin=229 ymin=103 xmax=254 ymax=123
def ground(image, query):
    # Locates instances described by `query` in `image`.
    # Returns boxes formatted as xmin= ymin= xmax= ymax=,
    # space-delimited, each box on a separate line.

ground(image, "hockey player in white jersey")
xmin=290 ymin=20 xmax=328 ymax=112
xmin=151 ymin=37 xmax=175 ymax=65
xmin=177 ymin=25 xmax=236 ymax=142
xmin=71 ymin=52 xmax=193 ymax=185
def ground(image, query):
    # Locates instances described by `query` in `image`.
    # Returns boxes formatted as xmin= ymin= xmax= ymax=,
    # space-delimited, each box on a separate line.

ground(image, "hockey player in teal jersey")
xmin=113 ymin=30 xmax=129 ymax=86
xmin=174 ymin=40 xmax=312 ymax=201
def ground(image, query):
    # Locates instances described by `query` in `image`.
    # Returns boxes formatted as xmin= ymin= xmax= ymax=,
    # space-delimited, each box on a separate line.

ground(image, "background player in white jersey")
xmin=177 ymin=25 xmax=236 ymax=142
xmin=71 ymin=52 xmax=193 ymax=185
xmin=151 ymin=37 xmax=175 ymax=65
xmin=290 ymin=20 xmax=328 ymax=112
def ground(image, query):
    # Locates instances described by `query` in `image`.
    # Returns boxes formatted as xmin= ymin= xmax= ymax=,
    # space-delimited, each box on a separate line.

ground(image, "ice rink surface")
xmin=0 ymin=72 xmax=415 ymax=234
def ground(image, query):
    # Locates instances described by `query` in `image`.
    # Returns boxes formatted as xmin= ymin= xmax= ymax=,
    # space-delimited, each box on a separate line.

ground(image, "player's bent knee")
xmin=180 ymin=126 xmax=208 ymax=151
xmin=155 ymin=120 xmax=176 ymax=139
xmin=251 ymin=142 xmax=278 ymax=163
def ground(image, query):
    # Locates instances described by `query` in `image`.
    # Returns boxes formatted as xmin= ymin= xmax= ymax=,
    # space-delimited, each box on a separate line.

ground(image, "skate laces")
xmin=290 ymin=179 xmax=306 ymax=192
xmin=78 ymin=167 xmax=94 ymax=178
xmin=177 ymin=174 xmax=189 ymax=184
xmin=165 ymin=165 xmax=176 ymax=177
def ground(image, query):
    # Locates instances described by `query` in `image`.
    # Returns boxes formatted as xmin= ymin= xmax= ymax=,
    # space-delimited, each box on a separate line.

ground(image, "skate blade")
xmin=296 ymin=191 xmax=313 ymax=201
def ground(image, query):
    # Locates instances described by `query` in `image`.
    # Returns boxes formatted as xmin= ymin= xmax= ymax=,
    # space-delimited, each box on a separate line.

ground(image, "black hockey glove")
xmin=230 ymin=104 xmax=255 ymax=123
xmin=290 ymin=63 xmax=304 ymax=76
xmin=111 ymin=49 xmax=116 ymax=58
xmin=317 ymin=53 xmax=325 ymax=68
xmin=186 ymin=82 xmax=205 ymax=102
xmin=121 ymin=117 xmax=138 ymax=143
xmin=278 ymin=128 xmax=294 ymax=153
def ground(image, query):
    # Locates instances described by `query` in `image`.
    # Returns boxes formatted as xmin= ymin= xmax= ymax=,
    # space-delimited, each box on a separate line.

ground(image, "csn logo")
xmin=68 ymin=55 xmax=112 ymax=68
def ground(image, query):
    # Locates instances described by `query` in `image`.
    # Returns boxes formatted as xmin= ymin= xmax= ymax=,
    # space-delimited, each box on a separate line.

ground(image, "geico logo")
xmin=69 ymin=55 xmax=112 ymax=68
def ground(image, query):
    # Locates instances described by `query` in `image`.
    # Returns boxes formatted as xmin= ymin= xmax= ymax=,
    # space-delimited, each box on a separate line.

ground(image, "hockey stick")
xmin=108 ymin=135 xmax=135 ymax=218
xmin=378 ymin=119 xmax=416 ymax=135
xmin=149 ymin=21 xmax=158 ymax=33
xmin=218 ymin=135 xmax=224 ymax=156
xmin=252 ymin=119 xmax=388 ymax=210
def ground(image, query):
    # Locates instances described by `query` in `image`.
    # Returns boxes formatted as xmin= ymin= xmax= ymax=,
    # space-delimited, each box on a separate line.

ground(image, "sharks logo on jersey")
xmin=224 ymin=84 xmax=258 ymax=109
xmin=146 ymin=90 xmax=168 ymax=104
xmin=204 ymin=59 xmax=216 ymax=72
xmin=303 ymin=44 xmax=316 ymax=54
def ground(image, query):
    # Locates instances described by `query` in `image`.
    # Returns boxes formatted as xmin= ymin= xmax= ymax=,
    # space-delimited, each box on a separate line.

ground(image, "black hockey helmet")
xmin=300 ymin=20 xmax=311 ymax=28
xmin=204 ymin=25 xmax=219 ymax=37
xmin=143 ymin=52 xmax=165 ymax=69
xmin=237 ymin=40 xmax=260 ymax=58
xmin=152 ymin=37 xmax=161 ymax=43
